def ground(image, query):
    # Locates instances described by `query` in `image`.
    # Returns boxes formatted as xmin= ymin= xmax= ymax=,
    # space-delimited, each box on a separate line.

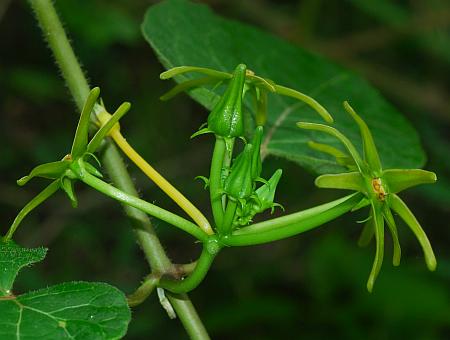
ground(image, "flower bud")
xmin=224 ymin=143 xmax=254 ymax=200
xmin=207 ymin=64 xmax=247 ymax=137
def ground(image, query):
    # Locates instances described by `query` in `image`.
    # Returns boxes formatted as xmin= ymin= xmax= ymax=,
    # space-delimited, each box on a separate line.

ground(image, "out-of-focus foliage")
xmin=0 ymin=0 xmax=449 ymax=339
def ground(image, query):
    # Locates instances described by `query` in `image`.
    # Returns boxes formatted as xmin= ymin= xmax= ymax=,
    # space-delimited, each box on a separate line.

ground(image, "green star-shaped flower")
xmin=298 ymin=101 xmax=437 ymax=292
xmin=3 ymin=87 xmax=130 ymax=241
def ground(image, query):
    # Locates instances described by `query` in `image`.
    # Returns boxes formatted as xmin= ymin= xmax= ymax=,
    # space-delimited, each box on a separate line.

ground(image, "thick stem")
xmin=28 ymin=0 xmax=89 ymax=110
xmin=209 ymin=136 xmax=226 ymax=227
xmin=222 ymin=193 xmax=363 ymax=246
xmin=78 ymin=166 xmax=208 ymax=243
xmin=103 ymin=145 xmax=210 ymax=339
xmin=28 ymin=1 xmax=210 ymax=338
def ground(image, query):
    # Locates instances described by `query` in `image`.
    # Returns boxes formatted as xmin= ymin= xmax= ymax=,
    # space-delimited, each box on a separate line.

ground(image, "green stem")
xmin=103 ymin=145 xmax=210 ymax=340
xmin=127 ymin=274 xmax=160 ymax=307
xmin=222 ymin=193 xmax=363 ymax=246
xmin=3 ymin=180 xmax=60 ymax=241
xmin=210 ymin=136 xmax=226 ymax=227
xmin=29 ymin=1 xmax=210 ymax=338
xmin=221 ymin=200 xmax=238 ymax=235
xmin=159 ymin=244 xmax=218 ymax=294
xmin=77 ymin=165 xmax=208 ymax=243
xmin=28 ymin=0 xmax=89 ymax=110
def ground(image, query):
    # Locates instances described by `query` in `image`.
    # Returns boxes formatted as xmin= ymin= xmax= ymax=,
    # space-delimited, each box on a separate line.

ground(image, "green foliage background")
xmin=0 ymin=0 xmax=449 ymax=338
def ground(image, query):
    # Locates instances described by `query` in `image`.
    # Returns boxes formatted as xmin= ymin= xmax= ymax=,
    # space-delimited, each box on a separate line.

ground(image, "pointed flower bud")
xmin=207 ymin=64 xmax=247 ymax=137
xmin=224 ymin=144 xmax=254 ymax=200
xmin=253 ymin=169 xmax=283 ymax=214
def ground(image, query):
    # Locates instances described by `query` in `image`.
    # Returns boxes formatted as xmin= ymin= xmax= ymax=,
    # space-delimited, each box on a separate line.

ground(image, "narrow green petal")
xmin=343 ymin=101 xmax=382 ymax=174
xmin=246 ymin=74 xmax=276 ymax=92
xmin=315 ymin=172 xmax=365 ymax=192
xmin=382 ymin=205 xmax=401 ymax=266
xmin=87 ymin=102 xmax=131 ymax=153
xmin=276 ymin=85 xmax=333 ymax=123
xmin=160 ymin=76 xmax=218 ymax=101
xmin=307 ymin=141 xmax=347 ymax=158
xmin=297 ymin=122 xmax=367 ymax=174
xmin=383 ymin=169 xmax=437 ymax=194
xmin=390 ymin=194 xmax=436 ymax=271
xmin=160 ymin=66 xmax=231 ymax=80
xmin=71 ymin=87 xmax=100 ymax=158
xmin=3 ymin=180 xmax=60 ymax=241
xmin=367 ymin=203 xmax=384 ymax=293
xmin=357 ymin=214 xmax=374 ymax=247
xmin=17 ymin=160 xmax=71 ymax=186
xmin=307 ymin=141 xmax=356 ymax=169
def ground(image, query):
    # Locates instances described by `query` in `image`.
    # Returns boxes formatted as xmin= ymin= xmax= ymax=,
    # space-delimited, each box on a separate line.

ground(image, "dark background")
xmin=1 ymin=0 xmax=449 ymax=339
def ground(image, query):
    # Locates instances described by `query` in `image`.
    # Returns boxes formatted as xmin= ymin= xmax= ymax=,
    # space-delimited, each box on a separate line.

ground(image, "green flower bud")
xmin=253 ymin=169 xmax=283 ymax=214
xmin=224 ymin=144 xmax=254 ymax=200
xmin=207 ymin=64 xmax=247 ymax=137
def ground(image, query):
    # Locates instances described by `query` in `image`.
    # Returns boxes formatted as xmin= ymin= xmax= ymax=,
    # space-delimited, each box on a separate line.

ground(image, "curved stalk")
xmin=127 ymin=274 xmax=160 ymax=307
xmin=3 ymin=180 xmax=60 ymax=241
xmin=222 ymin=193 xmax=363 ymax=246
xmin=159 ymin=246 xmax=217 ymax=294
xmin=78 ymin=169 xmax=208 ymax=243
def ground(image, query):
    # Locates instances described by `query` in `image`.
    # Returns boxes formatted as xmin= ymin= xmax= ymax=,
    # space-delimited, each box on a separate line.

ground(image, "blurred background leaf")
xmin=143 ymin=0 xmax=426 ymax=175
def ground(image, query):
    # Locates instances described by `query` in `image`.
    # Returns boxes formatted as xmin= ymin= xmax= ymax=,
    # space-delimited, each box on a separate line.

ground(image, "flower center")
xmin=371 ymin=177 xmax=387 ymax=201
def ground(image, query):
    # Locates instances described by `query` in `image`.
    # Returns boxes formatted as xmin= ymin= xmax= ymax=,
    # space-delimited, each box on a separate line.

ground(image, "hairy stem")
xmin=28 ymin=1 xmax=210 ymax=338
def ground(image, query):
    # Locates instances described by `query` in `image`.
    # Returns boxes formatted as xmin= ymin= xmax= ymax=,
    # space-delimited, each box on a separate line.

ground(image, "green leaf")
xmin=0 ymin=242 xmax=46 ymax=296
xmin=0 ymin=243 xmax=131 ymax=339
xmin=0 ymin=282 xmax=130 ymax=339
xmin=142 ymin=0 xmax=426 ymax=174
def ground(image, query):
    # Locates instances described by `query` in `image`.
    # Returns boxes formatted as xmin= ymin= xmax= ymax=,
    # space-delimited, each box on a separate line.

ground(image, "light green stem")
xmin=78 ymin=167 xmax=208 ymax=243
xmin=29 ymin=1 xmax=210 ymax=338
xmin=210 ymin=136 xmax=226 ymax=227
xmin=159 ymin=244 xmax=218 ymax=294
xmin=29 ymin=0 xmax=89 ymax=109
xmin=221 ymin=200 xmax=238 ymax=235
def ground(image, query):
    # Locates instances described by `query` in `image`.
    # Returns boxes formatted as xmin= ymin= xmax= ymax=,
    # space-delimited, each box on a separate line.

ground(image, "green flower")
xmin=3 ymin=87 xmax=130 ymax=241
xmin=298 ymin=101 xmax=437 ymax=292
